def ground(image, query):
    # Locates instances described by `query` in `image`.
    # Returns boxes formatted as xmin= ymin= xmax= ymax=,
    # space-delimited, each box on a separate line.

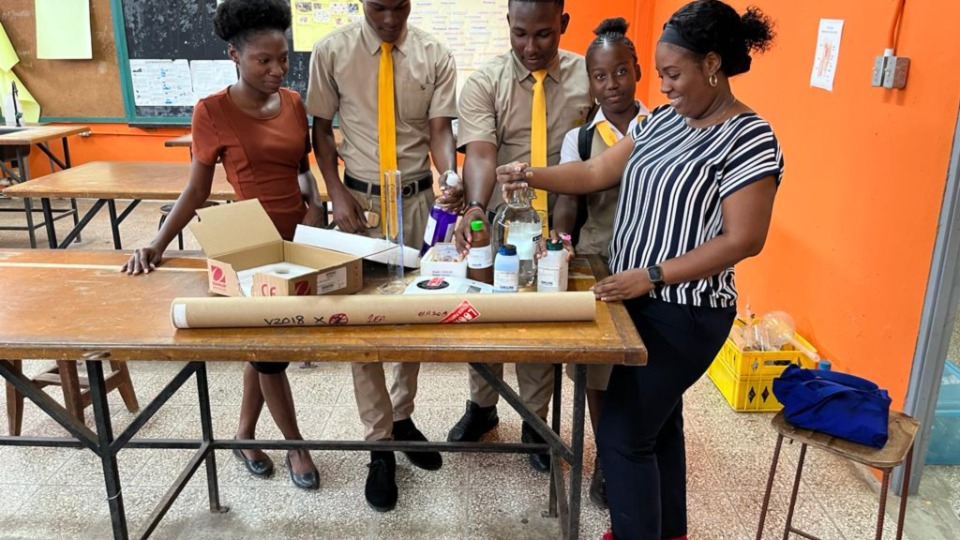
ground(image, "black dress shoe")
xmin=393 ymin=418 xmax=443 ymax=471
xmin=588 ymin=457 xmax=608 ymax=509
xmin=521 ymin=421 xmax=551 ymax=473
xmin=365 ymin=451 xmax=398 ymax=512
xmin=447 ymin=400 xmax=499 ymax=442
xmin=285 ymin=453 xmax=320 ymax=491
xmin=232 ymin=447 xmax=274 ymax=478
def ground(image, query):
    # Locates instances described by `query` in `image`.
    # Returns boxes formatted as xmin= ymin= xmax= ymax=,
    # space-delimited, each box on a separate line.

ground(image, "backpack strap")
xmin=578 ymin=124 xmax=595 ymax=162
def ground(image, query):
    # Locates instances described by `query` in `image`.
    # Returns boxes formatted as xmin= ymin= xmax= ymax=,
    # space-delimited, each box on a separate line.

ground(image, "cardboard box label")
xmin=317 ymin=267 xmax=348 ymax=295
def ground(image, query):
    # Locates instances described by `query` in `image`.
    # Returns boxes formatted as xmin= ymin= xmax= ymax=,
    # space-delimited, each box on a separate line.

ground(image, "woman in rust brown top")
xmin=122 ymin=0 xmax=321 ymax=490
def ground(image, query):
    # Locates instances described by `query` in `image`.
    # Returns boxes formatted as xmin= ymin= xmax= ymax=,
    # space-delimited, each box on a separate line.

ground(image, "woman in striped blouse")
xmin=497 ymin=1 xmax=781 ymax=538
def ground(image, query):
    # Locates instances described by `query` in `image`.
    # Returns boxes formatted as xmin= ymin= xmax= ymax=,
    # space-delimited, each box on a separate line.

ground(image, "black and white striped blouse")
xmin=608 ymin=105 xmax=784 ymax=308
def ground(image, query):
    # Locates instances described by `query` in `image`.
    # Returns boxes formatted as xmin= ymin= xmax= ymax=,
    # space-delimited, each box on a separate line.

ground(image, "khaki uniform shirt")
xmin=306 ymin=19 xmax=458 ymax=182
xmin=457 ymin=50 xmax=592 ymax=208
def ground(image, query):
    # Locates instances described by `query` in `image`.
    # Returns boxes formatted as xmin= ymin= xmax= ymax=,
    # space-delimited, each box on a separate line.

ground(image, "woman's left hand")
xmin=592 ymin=268 xmax=654 ymax=302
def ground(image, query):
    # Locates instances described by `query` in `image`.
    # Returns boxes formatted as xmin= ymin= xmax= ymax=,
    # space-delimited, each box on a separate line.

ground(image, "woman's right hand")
xmin=121 ymin=246 xmax=163 ymax=275
xmin=329 ymin=185 xmax=369 ymax=233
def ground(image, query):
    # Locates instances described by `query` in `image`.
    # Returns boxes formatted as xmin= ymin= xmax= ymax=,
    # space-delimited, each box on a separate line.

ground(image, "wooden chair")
xmin=6 ymin=357 xmax=139 ymax=436
xmin=756 ymin=410 xmax=920 ymax=540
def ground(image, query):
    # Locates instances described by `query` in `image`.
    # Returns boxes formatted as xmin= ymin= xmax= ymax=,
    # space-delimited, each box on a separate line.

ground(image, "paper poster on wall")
xmin=130 ymin=59 xmax=194 ymax=107
xmin=291 ymin=1 xmax=363 ymax=52
xmin=810 ymin=19 xmax=844 ymax=91
xmin=408 ymin=0 xmax=509 ymax=73
xmin=191 ymin=60 xmax=238 ymax=100
xmin=35 ymin=0 xmax=93 ymax=59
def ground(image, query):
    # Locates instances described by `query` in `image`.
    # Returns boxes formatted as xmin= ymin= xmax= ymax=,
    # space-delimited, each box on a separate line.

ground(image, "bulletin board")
xmin=0 ymin=0 xmax=125 ymax=120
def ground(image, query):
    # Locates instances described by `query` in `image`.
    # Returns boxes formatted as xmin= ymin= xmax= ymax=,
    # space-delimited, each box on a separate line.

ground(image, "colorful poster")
xmin=292 ymin=1 xmax=363 ymax=52
xmin=408 ymin=0 xmax=509 ymax=72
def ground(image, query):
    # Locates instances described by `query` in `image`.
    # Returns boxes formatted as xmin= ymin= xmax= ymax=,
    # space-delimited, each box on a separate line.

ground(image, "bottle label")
xmin=493 ymin=270 xmax=519 ymax=292
xmin=468 ymin=245 xmax=494 ymax=268
xmin=538 ymin=267 xmax=560 ymax=290
xmin=422 ymin=216 xmax=437 ymax=245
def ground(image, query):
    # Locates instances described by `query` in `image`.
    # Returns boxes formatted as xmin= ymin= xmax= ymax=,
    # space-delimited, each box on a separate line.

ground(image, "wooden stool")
xmin=159 ymin=201 xmax=219 ymax=250
xmin=5 ymin=358 xmax=140 ymax=436
xmin=756 ymin=410 xmax=920 ymax=540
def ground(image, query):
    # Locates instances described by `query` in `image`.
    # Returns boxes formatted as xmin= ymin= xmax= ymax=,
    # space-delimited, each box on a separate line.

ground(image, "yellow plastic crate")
xmin=707 ymin=354 xmax=784 ymax=411
xmin=707 ymin=318 xmax=817 ymax=412
xmin=716 ymin=318 xmax=817 ymax=377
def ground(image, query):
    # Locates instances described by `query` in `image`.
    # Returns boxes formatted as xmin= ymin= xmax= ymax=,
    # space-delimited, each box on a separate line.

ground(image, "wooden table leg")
xmin=57 ymin=360 xmax=85 ymax=423
xmin=109 ymin=361 xmax=140 ymax=412
xmin=5 ymin=359 xmax=24 ymax=436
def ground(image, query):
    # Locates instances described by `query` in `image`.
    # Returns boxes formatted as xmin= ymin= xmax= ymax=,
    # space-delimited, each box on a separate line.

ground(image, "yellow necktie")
xmin=378 ymin=42 xmax=398 ymax=235
xmin=530 ymin=69 xmax=550 ymax=237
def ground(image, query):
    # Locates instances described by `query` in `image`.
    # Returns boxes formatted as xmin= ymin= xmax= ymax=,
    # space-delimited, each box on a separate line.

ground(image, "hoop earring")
xmin=709 ymin=73 xmax=718 ymax=87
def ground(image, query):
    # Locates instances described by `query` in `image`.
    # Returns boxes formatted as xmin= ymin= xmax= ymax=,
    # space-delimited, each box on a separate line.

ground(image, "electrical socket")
xmin=871 ymin=56 xmax=887 ymax=87
xmin=882 ymin=56 xmax=910 ymax=89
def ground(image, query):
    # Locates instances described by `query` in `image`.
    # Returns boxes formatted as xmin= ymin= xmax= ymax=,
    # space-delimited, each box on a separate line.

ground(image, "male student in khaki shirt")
xmin=306 ymin=0 xmax=458 ymax=513
xmin=450 ymin=0 xmax=591 ymax=472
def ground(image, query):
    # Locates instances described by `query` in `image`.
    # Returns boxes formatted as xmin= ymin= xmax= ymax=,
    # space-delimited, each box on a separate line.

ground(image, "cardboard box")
xmin=420 ymin=244 xmax=467 ymax=278
xmin=189 ymin=200 xmax=362 ymax=297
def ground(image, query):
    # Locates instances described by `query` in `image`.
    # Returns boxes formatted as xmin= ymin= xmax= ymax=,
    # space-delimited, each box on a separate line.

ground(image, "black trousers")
xmin=598 ymin=297 xmax=735 ymax=540
xmin=250 ymin=362 xmax=289 ymax=375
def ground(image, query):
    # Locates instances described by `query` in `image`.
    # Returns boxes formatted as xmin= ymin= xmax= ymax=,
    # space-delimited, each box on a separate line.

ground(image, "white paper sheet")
xmin=190 ymin=60 xmax=238 ymax=100
xmin=810 ymin=19 xmax=844 ymax=91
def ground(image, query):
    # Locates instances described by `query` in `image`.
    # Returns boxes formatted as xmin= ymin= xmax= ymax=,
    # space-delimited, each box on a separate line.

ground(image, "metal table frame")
xmin=0 ymin=139 xmax=80 ymax=248
xmin=0 ymin=356 xmax=589 ymax=540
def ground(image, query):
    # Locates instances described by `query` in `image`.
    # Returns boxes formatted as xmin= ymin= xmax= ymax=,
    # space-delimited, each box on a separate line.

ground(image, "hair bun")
xmin=740 ymin=6 xmax=775 ymax=53
xmin=593 ymin=17 xmax=630 ymax=37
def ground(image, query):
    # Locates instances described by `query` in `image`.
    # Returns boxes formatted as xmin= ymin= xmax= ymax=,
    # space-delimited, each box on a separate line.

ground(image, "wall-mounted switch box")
xmin=882 ymin=56 xmax=910 ymax=89
xmin=871 ymin=56 xmax=887 ymax=87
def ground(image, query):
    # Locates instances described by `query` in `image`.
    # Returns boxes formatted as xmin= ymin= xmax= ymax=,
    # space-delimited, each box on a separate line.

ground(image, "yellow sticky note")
xmin=35 ymin=0 xmax=93 ymax=60
xmin=0 ymin=21 xmax=19 ymax=72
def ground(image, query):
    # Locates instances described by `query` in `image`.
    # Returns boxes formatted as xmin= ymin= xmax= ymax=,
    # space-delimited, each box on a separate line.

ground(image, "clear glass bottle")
xmin=492 ymin=187 xmax=542 ymax=287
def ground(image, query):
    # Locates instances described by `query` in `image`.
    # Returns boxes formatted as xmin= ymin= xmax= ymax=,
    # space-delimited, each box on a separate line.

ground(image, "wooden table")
xmin=3 ymin=161 xmax=331 ymax=250
xmin=0 ymin=124 xmax=89 ymax=248
xmin=0 ymin=250 xmax=645 ymax=540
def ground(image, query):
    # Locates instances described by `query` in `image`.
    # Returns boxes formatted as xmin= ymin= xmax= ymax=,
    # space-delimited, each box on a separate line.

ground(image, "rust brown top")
xmin=0 ymin=250 xmax=646 ymax=366
xmin=770 ymin=410 xmax=920 ymax=469
xmin=163 ymin=129 xmax=344 ymax=148
xmin=0 ymin=124 xmax=89 ymax=146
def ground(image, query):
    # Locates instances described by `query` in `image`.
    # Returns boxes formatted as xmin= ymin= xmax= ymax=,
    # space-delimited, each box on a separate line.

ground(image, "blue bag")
xmin=772 ymin=365 xmax=891 ymax=448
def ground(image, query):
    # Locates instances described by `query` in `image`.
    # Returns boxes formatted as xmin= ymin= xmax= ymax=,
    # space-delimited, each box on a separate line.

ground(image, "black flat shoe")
xmin=589 ymin=457 xmax=608 ymax=509
xmin=232 ymin=447 xmax=274 ymax=478
xmin=521 ymin=421 xmax=551 ymax=473
xmin=393 ymin=418 xmax=443 ymax=471
xmin=365 ymin=451 xmax=398 ymax=512
xmin=447 ymin=400 xmax=499 ymax=442
xmin=285 ymin=453 xmax=320 ymax=491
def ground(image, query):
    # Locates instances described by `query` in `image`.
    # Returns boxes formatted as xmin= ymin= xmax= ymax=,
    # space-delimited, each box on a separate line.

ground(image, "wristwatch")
xmin=463 ymin=200 xmax=485 ymax=217
xmin=647 ymin=265 xmax=666 ymax=289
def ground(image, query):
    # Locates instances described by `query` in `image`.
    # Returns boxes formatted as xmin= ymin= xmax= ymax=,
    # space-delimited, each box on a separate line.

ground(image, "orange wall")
xmin=645 ymin=0 xmax=960 ymax=406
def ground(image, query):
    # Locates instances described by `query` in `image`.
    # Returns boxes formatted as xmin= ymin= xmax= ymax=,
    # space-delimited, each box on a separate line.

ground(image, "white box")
xmin=419 ymin=243 xmax=467 ymax=278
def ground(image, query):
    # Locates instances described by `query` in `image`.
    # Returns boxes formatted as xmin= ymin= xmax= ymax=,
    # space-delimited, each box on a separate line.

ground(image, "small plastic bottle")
xmin=537 ymin=239 xmax=568 ymax=292
xmin=467 ymin=220 xmax=494 ymax=285
xmin=817 ymin=359 xmax=832 ymax=371
xmin=420 ymin=172 xmax=461 ymax=256
xmin=493 ymin=244 xmax=519 ymax=293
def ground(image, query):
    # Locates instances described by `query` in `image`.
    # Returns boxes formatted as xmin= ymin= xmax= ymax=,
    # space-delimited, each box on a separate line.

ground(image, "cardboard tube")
xmin=171 ymin=292 xmax=596 ymax=329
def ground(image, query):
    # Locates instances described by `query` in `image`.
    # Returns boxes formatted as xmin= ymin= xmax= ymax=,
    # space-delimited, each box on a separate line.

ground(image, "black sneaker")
xmin=447 ymin=400 xmax=499 ymax=442
xmin=521 ymin=421 xmax=551 ymax=473
xmin=365 ymin=451 xmax=398 ymax=512
xmin=393 ymin=418 xmax=443 ymax=471
xmin=588 ymin=457 xmax=608 ymax=509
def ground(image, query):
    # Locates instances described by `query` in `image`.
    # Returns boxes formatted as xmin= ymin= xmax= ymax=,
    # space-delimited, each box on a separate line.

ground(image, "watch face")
xmin=648 ymin=265 xmax=664 ymax=283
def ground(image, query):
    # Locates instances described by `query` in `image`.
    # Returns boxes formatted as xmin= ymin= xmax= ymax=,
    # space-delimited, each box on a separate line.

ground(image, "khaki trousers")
xmin=347 ymin=180 xmax=433 ymax=440
xmin=469 ymin=363 xmax=554 ymax=419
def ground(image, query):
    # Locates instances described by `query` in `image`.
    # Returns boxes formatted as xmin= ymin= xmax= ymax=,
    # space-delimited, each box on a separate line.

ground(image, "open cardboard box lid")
xmin=294 ymin=225 xmax=420 ymax=269
xmin=189 ymin=200 xmax=280 ymax=258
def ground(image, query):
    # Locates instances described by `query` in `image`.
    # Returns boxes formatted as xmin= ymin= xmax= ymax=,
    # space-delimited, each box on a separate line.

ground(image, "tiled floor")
xmin=1 ymin=196 xmax=959 ymax=539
